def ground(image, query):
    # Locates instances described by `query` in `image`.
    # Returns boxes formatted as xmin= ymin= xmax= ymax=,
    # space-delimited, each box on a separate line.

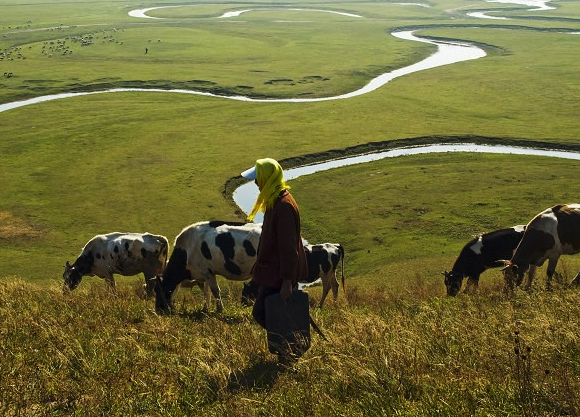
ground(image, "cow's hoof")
xmin=155 ymin=307 xmax=171 ymax=316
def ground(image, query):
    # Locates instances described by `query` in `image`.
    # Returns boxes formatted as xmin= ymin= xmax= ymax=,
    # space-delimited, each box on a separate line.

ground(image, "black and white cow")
xmin=443 ymin=225 xmax=536 ymax=296
xmin=303 ymin=243 xmax=345 ymax=307
xmin=154 ymin=221 xmax=261 ymax=313
xmin=242 ymin=242 xmax=345 ymax=308
xmin=63 ymin=232 xmax=169 ymax=295
xmin=503 ymin=204 xmax=580 ymax=290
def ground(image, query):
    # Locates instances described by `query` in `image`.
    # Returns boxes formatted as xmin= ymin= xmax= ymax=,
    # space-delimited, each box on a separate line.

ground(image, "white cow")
xmin=63 ymin=232 xmax=169 ymax=296
xmin=154 ymin=221 xmax=261 ymax=313
xmin=303 ymin=243 xmax=345 ymax=307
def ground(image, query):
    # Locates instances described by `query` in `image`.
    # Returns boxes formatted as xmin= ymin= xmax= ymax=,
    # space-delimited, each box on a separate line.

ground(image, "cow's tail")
xmin=338 ymin=244 xmax=345 ymax=291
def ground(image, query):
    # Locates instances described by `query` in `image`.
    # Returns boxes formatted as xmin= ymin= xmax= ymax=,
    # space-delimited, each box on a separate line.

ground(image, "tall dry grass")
xmin=1 ymin=276 xmax=579 ymax=416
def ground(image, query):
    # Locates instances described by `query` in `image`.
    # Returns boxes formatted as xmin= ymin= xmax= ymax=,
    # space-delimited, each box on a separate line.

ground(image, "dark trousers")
xmin=252 ymin=284 xmax=280 ymax=329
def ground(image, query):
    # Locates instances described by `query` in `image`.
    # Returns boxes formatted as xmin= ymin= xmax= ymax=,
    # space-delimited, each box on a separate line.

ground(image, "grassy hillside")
xmin=1 ymin=277 xmax=580 ymax=416
xmin=293 ymin=152 xmax=580 ymax=286
xmin=1 ymin=0 xmax=580 ymax=414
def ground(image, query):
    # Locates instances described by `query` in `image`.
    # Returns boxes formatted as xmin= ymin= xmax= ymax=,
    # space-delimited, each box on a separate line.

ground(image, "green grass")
xmin=293 ymin=152 xmax=580 ymax=284
xmin=1 ymin=5 xmax=431 ymax=102
xmin=1 ymin=0 xmax=580 ymax=414
xmin=1 ymin=0 xmax=578 ymax=286
xmin=0 ymin=0 xmax=579 ymax=282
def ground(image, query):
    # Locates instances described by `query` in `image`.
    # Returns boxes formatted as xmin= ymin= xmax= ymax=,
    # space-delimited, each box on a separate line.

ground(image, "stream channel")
xmin=233 ymin=144 xmax=580 ymax=223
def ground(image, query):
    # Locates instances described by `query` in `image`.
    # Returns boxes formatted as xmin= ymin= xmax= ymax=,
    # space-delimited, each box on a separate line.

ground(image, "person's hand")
xmin=280 ymin=280 xmax=293 ymax=302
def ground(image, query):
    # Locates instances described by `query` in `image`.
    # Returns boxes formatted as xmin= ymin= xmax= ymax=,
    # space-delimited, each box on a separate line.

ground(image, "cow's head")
xmin=63 ymin=261 xmax=82 ymax=291
xmin=442 ymin=270 xmax=464 ymax=296
xmin=501 ymin=261 xmax=520 ymax=288
xmin=241 ymin=279 xmax=260 ymax=306
xmin=151 ymin=275 xmax=173 ymax=314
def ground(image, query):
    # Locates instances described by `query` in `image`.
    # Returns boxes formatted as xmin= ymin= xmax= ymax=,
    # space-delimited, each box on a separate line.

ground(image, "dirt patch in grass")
xmin=0 ymin=211 xmax=44 ymax=240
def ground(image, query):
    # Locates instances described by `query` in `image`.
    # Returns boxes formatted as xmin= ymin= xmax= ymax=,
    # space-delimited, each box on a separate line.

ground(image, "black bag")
xmin=265 ymin=290 xmax=311 ymax=357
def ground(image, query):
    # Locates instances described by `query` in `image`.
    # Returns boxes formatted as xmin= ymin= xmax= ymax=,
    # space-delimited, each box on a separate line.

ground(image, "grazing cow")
xmin=503 ymin=204 xmax=580 ymax=290
xmin=443 ymin=225 xmax=535 ymax=296
xmin=63 ymin=232 xmax=169 ymax=296
xmin=153 ymin=221 xmax=261 ymax=313
xmin=242 ymin=243 xmax=345 ymax=308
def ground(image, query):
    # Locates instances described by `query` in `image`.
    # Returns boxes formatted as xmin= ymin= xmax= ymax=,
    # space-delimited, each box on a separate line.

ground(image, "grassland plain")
xmin=1 ymin=0 xmax=580 ymax=414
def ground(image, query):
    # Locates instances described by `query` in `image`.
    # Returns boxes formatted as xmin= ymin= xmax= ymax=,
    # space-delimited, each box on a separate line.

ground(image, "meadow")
xmin=2 ymin=278 xmax=580 ymax=416
xmin=1 ymin=0 xmax=580 ymax=415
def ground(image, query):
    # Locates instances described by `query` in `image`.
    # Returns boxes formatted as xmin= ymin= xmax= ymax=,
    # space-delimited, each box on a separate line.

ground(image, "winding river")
xmin=2 ymin=0 xmax=567 ymax=113
xmin=2 ymin=1 xmax=575 ymax=224
xmin=233 ymin=144 xmax=580 ymax=222
xmin=0 ymin=30 xmax=484 ymax=113
xmin=466 ymin=0 xmax=554 ymax=19
xmin=4 ymin=0 xmax=570 ymax=114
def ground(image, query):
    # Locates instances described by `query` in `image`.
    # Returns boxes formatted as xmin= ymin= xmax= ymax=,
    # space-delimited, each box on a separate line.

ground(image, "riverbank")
xmin=223 ymin=135 xmax=580 ymax=214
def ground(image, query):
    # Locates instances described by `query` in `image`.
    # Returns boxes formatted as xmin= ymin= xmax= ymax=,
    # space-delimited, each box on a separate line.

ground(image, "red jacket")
xmin=251 ymin=190 xmax=308 ymax=289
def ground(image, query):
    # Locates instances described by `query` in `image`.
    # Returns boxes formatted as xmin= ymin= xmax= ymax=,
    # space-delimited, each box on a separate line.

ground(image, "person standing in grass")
xmin=240 ymin=158 xmax=308 ymax=366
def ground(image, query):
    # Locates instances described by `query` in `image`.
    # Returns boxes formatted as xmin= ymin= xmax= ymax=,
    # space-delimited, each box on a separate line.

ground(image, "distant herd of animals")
xmin=63 ymin=203 xmax=580 ymax=312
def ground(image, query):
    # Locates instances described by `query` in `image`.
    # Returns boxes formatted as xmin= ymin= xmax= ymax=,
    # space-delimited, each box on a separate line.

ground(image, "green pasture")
xmin=1 ymin=21 xmax=432 ymax=101
xmin=1 ymin=0 xmax=579 ymax=287
xmin=0 ymin=0 xmax=133 ymax=29
xmin=1 ymin=3 xmax=438 ymax=102
xmin=2 ymin=1 xmax=580 ymax=415
xmin=295 ymin=152 xmax=580 ymax=287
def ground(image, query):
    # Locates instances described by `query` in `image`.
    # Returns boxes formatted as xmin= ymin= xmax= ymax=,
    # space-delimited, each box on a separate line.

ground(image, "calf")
xmin=63 ymin=232 xmax=169 ymax=295
xmin=503 ymin=204 xmax=580 ymax=290
xmin=242 ymin=243 xmax=345 ymax=308
xmin=443 ymin=225 xmax=535 ymax=296
xmin=154 ymin=221 xmax=261 ymax=313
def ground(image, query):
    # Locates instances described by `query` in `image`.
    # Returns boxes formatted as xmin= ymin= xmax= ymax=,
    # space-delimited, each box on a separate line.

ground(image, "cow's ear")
xmin=65 ymin=261 xmax=71 ymax=268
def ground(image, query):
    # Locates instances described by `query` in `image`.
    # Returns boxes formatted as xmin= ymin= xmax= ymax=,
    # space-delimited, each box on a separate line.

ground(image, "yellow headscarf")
xmin=247 ymin=158 xmax=290 ymax=222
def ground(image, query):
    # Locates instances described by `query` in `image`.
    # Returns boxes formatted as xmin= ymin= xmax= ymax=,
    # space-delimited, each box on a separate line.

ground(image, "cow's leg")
xmin=204 ymin=275 xmax=223 ymax=313
xmin=523 ymin=265 xmax=536 ymax=291
xmin=553 ymin=270 xmax=565 ymax=285
xmin=330 ymin=271 xmax=340 ymax=303
xmin=319 ymin=274 xmax=331 ymax=308
xmin=570 ymin=269 xmax=580 ymax=287
xmin=546 ymin=258 xmax=559 ymax=291
xmin=104 ymin=274 xmax=116 ymax=292
xmin=143 ymin=272 xmax=155 ymax=298
xmin=202 ymin=282 xmax=211 ymax=312
xmin=463 ymin=277 xmax=478 ymax=294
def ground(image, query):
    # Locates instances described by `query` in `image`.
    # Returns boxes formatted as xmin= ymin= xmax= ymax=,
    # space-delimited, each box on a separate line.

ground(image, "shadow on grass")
xmin=175 ymin=309 xmax=247 ymax=325
xmin=227 ymin=361 xmax=281 ymax=392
